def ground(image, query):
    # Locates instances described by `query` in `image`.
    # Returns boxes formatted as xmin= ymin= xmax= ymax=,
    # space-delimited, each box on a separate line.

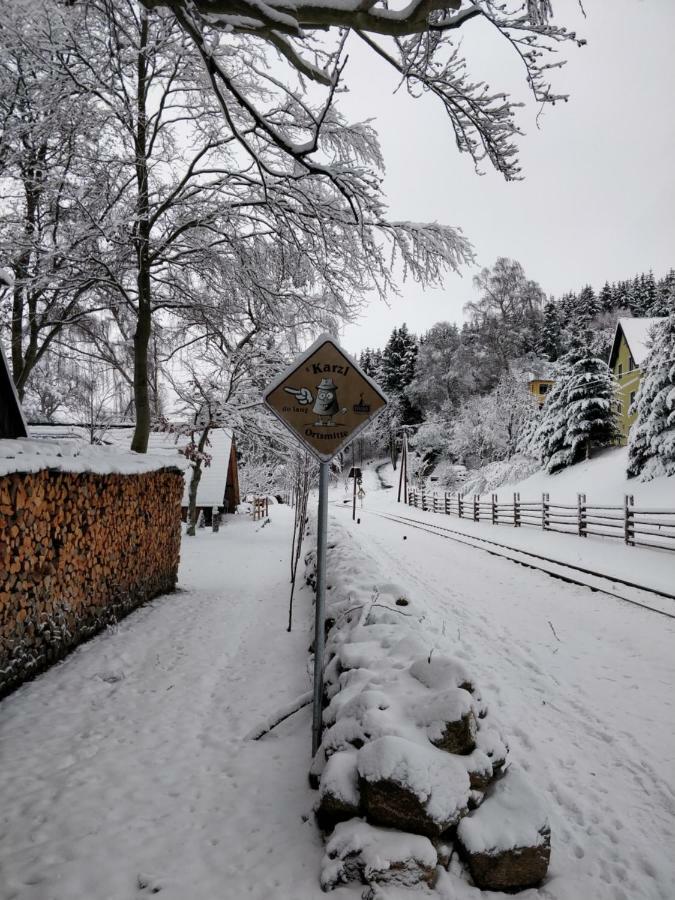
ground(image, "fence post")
xmin=422 ymin=490 xmax=428 ymax=512
xmin=577 ymin=493 xmax=587 ymax=537
xmin=513 ymin=492 xmax=520 ymax=527
xmin=624 ymin=494 xmax=635 ymax=545
xmin=444 ymin=492 xmax=450 ymax=516
xmin=542 ymin=492 xmax=550 ymax=531
xmin=458 ymin=493 xmax=463 ymax=519
xmin=473 ymin=494 xmax=479 ymax=522
xmin=491 ymin=493 xmax=497 ymax=525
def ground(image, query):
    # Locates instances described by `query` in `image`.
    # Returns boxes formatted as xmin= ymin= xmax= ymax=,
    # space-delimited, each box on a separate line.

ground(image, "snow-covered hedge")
xmin=304 ymin=520 xmax=550 ymax=893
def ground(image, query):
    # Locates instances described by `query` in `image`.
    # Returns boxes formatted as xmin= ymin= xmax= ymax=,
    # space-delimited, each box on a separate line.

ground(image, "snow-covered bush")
xmin=627 ymin=315 xmax=675 ymax=481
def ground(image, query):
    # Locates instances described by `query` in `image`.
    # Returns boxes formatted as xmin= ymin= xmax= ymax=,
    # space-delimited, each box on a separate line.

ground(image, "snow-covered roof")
xmin=609 ymin=317 xmax=666 ymax=368
xmin=101 ymin=427 xmax=234 ymax=508
xmin=24 ymin=424 xmax=235 ymax=506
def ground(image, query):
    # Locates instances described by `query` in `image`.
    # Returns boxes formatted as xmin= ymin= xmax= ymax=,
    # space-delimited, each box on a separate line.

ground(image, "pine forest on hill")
xmin=358 ymin=259 xmax=675 ymax=487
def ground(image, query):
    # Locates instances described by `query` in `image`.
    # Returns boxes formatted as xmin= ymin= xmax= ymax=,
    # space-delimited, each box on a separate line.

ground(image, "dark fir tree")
xmin=381 ymin=324 xmax=420 ymax=424
xmin=577 ymin=285 xmax=600 ymax=324
xmin=652 ymin=270 xmax=675 ymax=317
xmin=599 ymin=282 xmax=614 ymax=313
xmin=538 ymin=299 xmax=561 ymax=361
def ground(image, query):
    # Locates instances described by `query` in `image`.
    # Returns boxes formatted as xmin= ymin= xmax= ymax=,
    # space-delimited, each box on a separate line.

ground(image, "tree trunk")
xmin=130 ymin=11 xmax=152 ymax=454
xmin=186 ymin=427 xmax=210 ymax=536
xmin=131 ymin=297 xmax=152 ymax=452
xmin=11 ymin=174 xmax=40 ymax=400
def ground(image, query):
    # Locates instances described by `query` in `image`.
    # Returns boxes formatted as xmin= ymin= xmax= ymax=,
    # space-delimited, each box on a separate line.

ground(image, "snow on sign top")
xmin=264 ymin=335 xmax=387 ymax=462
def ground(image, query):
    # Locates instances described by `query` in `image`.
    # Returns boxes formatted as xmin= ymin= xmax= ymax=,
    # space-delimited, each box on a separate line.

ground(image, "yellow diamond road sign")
xmin=264 ymin=335 xmax=388 ymax=462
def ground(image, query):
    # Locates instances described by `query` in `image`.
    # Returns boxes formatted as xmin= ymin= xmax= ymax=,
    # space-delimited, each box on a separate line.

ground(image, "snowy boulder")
xmin=320 ymin=819 xmax=437 ymax=891
xmin=464 ymin=748 xmax=494 ymax=792
xmin=456 ymin=768 xmax=550 ymax=892
xmin=414 ymin=688 xmax=477 ymax=755
xmin=409 ymin=655 xmax=475 ymax=694
xmin=358 ymin=736 xmax=470 ymax=837
xmin=316 ymin=750 xmax=361 ymax=831
xmin=476 ymin=724 xmax=509 ymax=775
xmin=322 ymin=688 xmax=412 ymax=754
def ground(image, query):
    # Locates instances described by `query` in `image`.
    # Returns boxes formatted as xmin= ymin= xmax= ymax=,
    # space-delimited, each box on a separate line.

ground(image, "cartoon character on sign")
xmin=284 ymin=377 xmax=346 ymax=426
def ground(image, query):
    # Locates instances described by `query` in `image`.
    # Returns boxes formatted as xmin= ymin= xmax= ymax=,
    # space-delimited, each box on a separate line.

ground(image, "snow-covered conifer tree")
xmin=627 ymin=316 xmax=675 ymax=480
xmin=538 ymin=300 xmax=561 ymax=361
xmin=560 ymin=355 xmax=620 ymax=467
xmin=652 ymin=270 xmax=675 ymax=317
xmin=535 ymin=338 xmax=619 ymax=473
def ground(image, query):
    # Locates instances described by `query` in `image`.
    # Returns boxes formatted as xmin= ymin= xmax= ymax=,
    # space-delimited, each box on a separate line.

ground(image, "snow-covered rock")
xmin=316 ymin=750 xmax=361 ymax=831
xmin=358 ymin=735 xmax=470 ymax=837
xmin=413 ymin=687 xmax=477 ymax=754
xmin=320 ymin=819 xmax=437 ymax=891
xmin=457 ymin=767 xmax=551 ymax=891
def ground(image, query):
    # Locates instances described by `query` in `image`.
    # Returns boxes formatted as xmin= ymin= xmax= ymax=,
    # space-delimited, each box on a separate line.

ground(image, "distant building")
xmin=527 ymin=373 xmax=555 ymax=407
xmin=28 ymin=424 xmax=240 ymax=522
xmin=608 ymin=317 xmax=666 ymax=443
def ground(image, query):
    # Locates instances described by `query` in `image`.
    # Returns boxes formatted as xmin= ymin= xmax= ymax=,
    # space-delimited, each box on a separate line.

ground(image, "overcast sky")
xmin=335 ymin=0 xmax=675 ymax=353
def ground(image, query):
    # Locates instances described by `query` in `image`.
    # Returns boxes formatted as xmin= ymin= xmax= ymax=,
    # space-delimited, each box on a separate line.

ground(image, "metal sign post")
xmin=312 ymin=461 xmax=329 ymax=754
xmin=263 ymin=334 xmax=387 ymax=757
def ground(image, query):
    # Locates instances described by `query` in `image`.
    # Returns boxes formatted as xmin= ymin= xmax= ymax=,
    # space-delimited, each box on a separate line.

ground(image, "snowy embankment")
xmin=365 ymin=458 xmax=675 ymax=596
xmin=456 ymin=446 xmax=675 ymax=506
xmin=307 ymin=516 xmax=548 ymax=893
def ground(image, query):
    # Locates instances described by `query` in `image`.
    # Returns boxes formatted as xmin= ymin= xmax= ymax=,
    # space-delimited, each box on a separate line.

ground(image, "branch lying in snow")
xmin=244 ymin=690 xmax=313 ymax=740
xmin=547 ymin=620 xmax=561 ymax=642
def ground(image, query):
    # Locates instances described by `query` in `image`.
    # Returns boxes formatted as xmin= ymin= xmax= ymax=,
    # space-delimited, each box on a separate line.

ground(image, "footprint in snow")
xmin=137 ymin=873 xmax=163 ymax=893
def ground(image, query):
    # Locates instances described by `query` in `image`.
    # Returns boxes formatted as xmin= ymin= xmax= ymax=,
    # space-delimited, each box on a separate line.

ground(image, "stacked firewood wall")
xmin=0 ymin=467 xmax=183 ymax=698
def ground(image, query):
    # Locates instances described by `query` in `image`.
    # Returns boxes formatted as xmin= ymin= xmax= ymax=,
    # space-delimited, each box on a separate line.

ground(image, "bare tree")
xmin=141 ymin=0 xmax=583 ymax=183
xmin=40 ymin=0 xmax=470 ymax=453
xmin=0 ymin=2 xmax=115 ymax=398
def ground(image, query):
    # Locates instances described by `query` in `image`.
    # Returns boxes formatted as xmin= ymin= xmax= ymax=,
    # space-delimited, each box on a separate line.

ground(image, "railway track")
xmin=334 ymin=502 xmax=675 ymax=620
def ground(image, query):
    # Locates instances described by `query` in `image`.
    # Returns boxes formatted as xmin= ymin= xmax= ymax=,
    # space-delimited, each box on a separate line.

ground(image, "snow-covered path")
xmin=2 ymin=480 xmax=674 ymax=900
xmin=0 ymin=509 xmax=324 ymax=900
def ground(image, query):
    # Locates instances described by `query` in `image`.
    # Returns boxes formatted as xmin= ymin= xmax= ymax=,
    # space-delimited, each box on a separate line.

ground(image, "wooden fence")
xmin=407 ymin=489 xmax=675 ymax=552
xmin=252 ymin=496 xmax=269 ymax=521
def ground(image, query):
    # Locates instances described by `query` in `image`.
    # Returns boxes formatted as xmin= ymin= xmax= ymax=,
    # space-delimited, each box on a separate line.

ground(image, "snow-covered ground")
xmin=1 ymin=471 xmax=674 ymax=899
xmin=456 ymin=446 xmax=675 ymax=507
xmin=372 ymin=457 xmax=675 ymax=596
xmin=0 ymin=508 xmax=325 ymax=900
xmin=500 ymin=446 xmax=675 ymax=506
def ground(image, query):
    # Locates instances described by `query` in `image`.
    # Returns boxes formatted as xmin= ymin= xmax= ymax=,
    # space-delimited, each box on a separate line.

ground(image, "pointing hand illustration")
xmin=284 ymin=386 xmax=313 ymax=405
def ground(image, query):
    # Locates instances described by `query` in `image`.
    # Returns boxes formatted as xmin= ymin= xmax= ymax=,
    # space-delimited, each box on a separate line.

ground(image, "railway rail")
xmin=335 ymin=503 xmax=675 ymax=621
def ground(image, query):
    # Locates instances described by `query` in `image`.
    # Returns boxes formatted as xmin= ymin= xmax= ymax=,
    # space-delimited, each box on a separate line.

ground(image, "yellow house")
xmin=608 ymin=317 xmax=666 ymax=443
xmin=527 ymin=376 xmax=555 ymax=406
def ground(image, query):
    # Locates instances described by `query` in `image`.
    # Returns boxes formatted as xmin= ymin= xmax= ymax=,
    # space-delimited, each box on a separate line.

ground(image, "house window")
xmin=538 ymin=384 xmax=548 ymax=395
xmin=630 ymin=390 xmax=636 ymax=408
xmin=617 ymin=363 xmax=623 ymax=378
xmin=628 ymin=355 xmax=635 ymax=371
